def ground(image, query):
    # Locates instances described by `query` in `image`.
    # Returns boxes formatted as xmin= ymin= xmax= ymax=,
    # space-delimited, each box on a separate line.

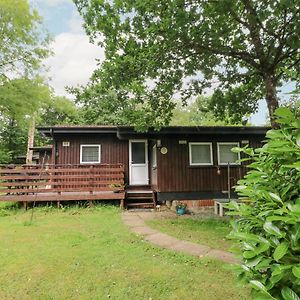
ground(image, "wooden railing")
xmin=0 ymin=164 xmax=125 ymax=206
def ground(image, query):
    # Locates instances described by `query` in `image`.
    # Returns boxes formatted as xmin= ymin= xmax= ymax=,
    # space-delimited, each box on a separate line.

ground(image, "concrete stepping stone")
xmin=170 ymin=241 xmax=211 ymax=257
xmin=122 ymin=211 xmax=237 ymax=264
xmin=207 ymin=249 xmax=238 ymax=264
xmin=130 ymin=226 xmax=159 ymax=235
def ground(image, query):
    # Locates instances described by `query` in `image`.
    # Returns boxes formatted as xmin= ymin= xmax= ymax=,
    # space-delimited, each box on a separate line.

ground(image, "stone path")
xmin=122 ymin=211 xmax=238 ymax=264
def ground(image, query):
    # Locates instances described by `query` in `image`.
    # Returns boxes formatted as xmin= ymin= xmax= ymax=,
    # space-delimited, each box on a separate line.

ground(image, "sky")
xmin=30 ymin=0 xmax=270 ymax=125
xmin=31 ymin=0 xmax=103 ymax=97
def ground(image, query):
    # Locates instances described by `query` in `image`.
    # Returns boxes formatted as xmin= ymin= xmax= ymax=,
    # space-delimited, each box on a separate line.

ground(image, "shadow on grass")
xmin=0 ymin=200 xmax=121 ymax=219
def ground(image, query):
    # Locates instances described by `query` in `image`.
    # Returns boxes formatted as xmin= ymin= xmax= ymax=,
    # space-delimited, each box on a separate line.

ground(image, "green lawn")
xmin=147 ymin=215 xmax=233 ymax=251
xmin=0 ymin=205 xmax=249 ymax=299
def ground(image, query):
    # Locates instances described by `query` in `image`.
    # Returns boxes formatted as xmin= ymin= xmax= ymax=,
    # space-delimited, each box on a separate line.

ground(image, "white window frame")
xmin=80 ymin=144 xmax=101 ymax=164
xmin=189 ymin=142 xmax=213 ymax=166
xmin=152 ymin=144 xmax=157 ymax=168
xmin=217 ymin=142 xmax=240 ymax=166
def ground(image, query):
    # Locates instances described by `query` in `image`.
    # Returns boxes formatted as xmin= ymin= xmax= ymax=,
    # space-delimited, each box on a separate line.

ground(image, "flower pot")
xmin=176 ymin=207 xmax=186 ymax=215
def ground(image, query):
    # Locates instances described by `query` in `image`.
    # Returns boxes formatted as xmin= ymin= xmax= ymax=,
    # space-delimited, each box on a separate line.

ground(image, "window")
xmin=189 ymin=143 xmax=213 ymax=166
xmin=131 ymin=141 xmax=146 ymax=164
xmin=80 ymin=145 xmax=101 ymax=164
xmin=217 ymin=142 xmax=240 ymax=165
xmin=152 ymin=145 xmax=157 ymax=168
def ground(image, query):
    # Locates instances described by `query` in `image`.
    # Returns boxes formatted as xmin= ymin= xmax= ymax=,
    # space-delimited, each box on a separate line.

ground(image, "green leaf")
xmin=281 ymin=287 xmax=300 ymax=300
xmin=291 ymin=224 xmax=300 ymax=243
xmin=242 ymin=242 xmax=255 ymax=251
xmin=249 ymin=280 xmax=267 ymax=292
xmin=255 ymin=259 xmax=273 ymax=270
xmin=266 ymin=129 xmax=284 ymax=139
xmin=263 ymin=222 xmax=284 ymax=237
xmin=268 ymin=192 xmax=283 ymax=204
xmin=272 ymin=265 xmax=288 ymax=276
xmin=267 ymin=216 xmax=294 ymax=223
xmin=290 ymin=205 xmax=300 ymax=215
xmin=255 ymin=292 xmax=276 ymax=300
xmin=246 ymin=257 xmax=262 ymax=268
xmin=275 ymin=107 xmax=294 ymax=119
xmin=256 ymin=242 xmax=270 ymax=254
xmin=243 ymin=250 xmax=257 ymax=259
xmin=273 ymin=242 xmax=289 ymax=261
xmin=231 ymin=146 xmax=243 ymax=153
xmin=234 ymin=232 xmax=262 ymax=243
xmin=292 ymin=266 xmax=300 ymax=278
xmin=296 ymin=130 xmax=300 ymax=147
xmin=270 ymin=273 xmax=284 ymax=284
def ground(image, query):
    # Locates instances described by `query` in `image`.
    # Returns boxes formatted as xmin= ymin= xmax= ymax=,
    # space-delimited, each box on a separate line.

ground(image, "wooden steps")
xmin=125 ymin=189 xmax=156 ymax=209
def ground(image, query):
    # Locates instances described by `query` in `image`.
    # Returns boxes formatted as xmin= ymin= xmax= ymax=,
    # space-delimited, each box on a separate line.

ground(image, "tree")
xmin=0 ymin=77 xmax=51 ymax=122
xmin=170 ymin=96 xmax=236 ymax=126
xmin=0 ymin=78 xmax=52 ymax=163
xmin=74 ymin=0 xmax=300 ymax=128
xmin=0 ymin=90 xmax=81 ymax=164
xmin=0 ymin=0 xmax=52 ymax=164
xmin=228 ymin=107 xmax=300 ymax=298
xmin=71 ymin=86 xmax=174 ymax=130
xmin=39 ymin=96 xmax=80 ymax=126
xmin=0 ymin=0 xmax=50 ymax=82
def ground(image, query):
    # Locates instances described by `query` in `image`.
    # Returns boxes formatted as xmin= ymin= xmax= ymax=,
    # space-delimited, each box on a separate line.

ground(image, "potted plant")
xmin=176 ymin=201 xmax=187 ymax=215
xmin=110 ymin=183 xmax=125 ymax=193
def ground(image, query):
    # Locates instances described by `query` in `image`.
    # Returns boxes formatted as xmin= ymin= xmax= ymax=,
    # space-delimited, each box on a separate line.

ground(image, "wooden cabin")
xmin=29 ymin=125 xmax=267 ymax=208
xmin=30 ymin=145 xmax=53 ymax=165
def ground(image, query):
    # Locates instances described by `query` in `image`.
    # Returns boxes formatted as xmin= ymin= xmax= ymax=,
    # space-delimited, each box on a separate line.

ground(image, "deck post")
xmin=120 ymin=199 xmax=124 ymax=210
xmin=57 ymin=201 xmax=60 ymax=209
xmin=23 ymin=201 xmax=28 ymax=210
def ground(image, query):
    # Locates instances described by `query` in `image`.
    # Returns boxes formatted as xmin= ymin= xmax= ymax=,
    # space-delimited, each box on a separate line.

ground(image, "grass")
xmin=147 ymin=215 xmax=233 ymax=251
xmin=0 ymin=204 xmax=249 ymax=299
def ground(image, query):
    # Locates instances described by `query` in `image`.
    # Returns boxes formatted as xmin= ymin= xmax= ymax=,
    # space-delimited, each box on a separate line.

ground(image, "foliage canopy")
xmin=0 ymin=0 xmax=50 ymax=81
xmin=74 ymin=0 xmax=300 ymax=128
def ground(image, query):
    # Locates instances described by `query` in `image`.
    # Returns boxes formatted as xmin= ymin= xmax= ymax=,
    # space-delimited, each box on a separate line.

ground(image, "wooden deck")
xmin=0 ymin=164 xmax=125 ymax=208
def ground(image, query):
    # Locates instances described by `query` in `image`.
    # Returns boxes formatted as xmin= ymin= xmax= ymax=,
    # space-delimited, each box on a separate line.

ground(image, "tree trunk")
xmin=26 ymin=116 xmax=36 ymax=165
xmin=264 ymin=75 xmax=279 ymax=128
xmin=8 ymin=119 xmax=14 ymax=157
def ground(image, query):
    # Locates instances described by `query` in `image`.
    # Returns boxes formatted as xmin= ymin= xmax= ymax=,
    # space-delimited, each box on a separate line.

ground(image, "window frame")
xmin=189 ymin=142 xmax=213 ymax=166
xmin=217 ymin=142 xmax=240 ymax=166
xmin=80 ymin=144 xmax=101 ymax=164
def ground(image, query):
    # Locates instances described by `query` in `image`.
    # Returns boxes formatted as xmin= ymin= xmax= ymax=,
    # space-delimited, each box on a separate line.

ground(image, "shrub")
xmin=228 ymin=107 xmax=300 ymax=299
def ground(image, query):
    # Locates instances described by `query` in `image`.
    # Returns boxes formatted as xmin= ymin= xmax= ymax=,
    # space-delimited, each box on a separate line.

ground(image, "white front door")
xmin=129 ymin=140 xmax=149 ymax=185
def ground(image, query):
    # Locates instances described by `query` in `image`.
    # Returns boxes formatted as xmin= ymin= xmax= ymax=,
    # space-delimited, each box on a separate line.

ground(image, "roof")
xmin=41 ymin=125 xmax=118 ymax=129
xmin=38 ymin=125 xmax=269 ymax=138
xmin=29 ymin=145 xmax=53 ymax=151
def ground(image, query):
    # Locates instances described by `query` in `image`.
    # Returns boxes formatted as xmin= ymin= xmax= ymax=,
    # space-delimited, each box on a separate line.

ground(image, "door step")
xmin=126 ymin=202 xmax=155 ymax=208
xmin=126 ymin=190 xmax=153 ymax=194
xmin=125 ymin=190 xmax=156 ymax=209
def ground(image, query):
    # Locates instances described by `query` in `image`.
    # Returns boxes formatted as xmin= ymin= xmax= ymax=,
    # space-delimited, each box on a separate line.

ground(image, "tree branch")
xmin=192 ymin=42 xmax=260 ymax=69
xmin=241 ymin=0 xmax=266 ymax=62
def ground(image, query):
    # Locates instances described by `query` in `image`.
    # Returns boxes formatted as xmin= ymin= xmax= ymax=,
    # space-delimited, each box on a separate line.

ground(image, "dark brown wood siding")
xmin=54 ymin=134 xmax=129 ymax=183
xmin=52 ymin=132 xmax=264 ymax=193
xmin=156 ymin=135 xmax=264 ymax=193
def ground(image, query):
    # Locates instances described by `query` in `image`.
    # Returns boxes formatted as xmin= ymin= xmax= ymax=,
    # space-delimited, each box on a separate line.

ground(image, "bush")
xmin=228 ymin=107 xmax=300 ymax=299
